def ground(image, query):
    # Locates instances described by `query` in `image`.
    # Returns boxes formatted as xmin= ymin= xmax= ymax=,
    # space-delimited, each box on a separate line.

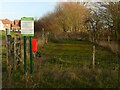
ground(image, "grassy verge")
xmin=0 ymin=31 xmax=16 ymax=40
xmin=2 ymin=40 xmax=119 ymax=88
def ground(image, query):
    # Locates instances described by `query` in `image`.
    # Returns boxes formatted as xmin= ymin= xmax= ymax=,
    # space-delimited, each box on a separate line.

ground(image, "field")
xmin=2 ymin=39 xmax=119 ymax=88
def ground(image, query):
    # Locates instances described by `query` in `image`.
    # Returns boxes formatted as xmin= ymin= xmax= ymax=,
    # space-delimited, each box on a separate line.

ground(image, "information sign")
xmin=21 ymin=17 xmax=34 ymax=36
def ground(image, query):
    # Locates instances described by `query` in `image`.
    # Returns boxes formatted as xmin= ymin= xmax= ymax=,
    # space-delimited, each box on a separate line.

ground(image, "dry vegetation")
xmin=2 ymin=40 xmax=119 ymax=88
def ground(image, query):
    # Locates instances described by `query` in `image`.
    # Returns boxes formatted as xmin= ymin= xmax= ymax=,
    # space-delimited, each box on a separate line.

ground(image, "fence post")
xmin=14 ymin=35 xmax=16 ymax=70
xmin=6 ymin=28 xmax=11 ymax=71
xmin=93 ymin=45 xmax=95 ymax=68
xmin=6 ymin=29 xmax=8 ymax=70
xmin=42 ymin=28 xmax=45 ymax=41
xmin=108 ymin=36 xmax=111 ymax=45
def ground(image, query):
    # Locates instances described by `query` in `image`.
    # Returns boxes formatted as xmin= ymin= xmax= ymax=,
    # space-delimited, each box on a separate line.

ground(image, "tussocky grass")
xmin=2 ymin=40 xmax=119 ymax=88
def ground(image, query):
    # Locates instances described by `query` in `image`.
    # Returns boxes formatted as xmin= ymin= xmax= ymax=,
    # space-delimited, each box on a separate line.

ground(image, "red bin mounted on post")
xmin=32 ymin=38 xmax=38 ymax=52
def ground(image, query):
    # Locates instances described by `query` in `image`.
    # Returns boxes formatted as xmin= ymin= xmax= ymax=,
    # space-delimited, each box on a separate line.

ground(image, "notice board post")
xmin=21 ymin=17 xmax=34 ymax=74
xmin=30 ymin=36 xmax=32 ymax=74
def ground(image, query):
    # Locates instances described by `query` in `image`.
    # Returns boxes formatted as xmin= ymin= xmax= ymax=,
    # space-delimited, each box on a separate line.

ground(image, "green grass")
xmin=0 ymin=31 xmax=16 ymax=40
xmin=0 ymin=31 xmax=5 ymax=40
xmin=2 ymin=40 xmax=119 ymax=88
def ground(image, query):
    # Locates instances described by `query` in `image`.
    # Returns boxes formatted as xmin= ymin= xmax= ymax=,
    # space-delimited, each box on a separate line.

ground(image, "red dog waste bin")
xmin=32 ymin=38 xmax=38 ymax=52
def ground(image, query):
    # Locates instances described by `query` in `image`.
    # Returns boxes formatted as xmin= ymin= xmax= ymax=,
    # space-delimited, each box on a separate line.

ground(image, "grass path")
xmin=2 ymin=40 xmax=119 ymax=88
xmin=32 ymin=40 xmax=119 ymax=88
xmin=41 ymin=41 xmax=118 ymax=69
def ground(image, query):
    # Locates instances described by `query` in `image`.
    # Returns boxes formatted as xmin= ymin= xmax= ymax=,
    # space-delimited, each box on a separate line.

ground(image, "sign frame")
xmin=21 ymin=17 xmax=34 ymax=36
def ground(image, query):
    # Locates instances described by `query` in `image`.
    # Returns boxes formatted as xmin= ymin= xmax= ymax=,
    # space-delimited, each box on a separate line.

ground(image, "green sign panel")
xmin=21 ymin=17 xmax=34 ymax=36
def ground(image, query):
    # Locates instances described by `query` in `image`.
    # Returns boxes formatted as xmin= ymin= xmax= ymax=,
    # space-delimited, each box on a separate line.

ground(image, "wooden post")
xmin=14 ymin=36 xmax=16 ymax=70
xmin=19 ymin=36 xmax=21 ymax=63
xmin=6 ymin=28 xmax=12 ymax=86
xmin=45 ymin=32 xmax=49 ymax=44
xmin=42 ymin=28 xmax=45 ymax=41
xmin=0 ymin=30 xmax=1 ymax=90
xmin=6 ymin=29 xmax=8 ymax=70
xmin=93 ymin=45 xmax=95 ymax=68
xmin=108 ymin=36 xmax=111 ymax=45
xmin=8 ymin=36 xmax=11 ymax=59
xmin=11 ymin=37 xmax=14 ymax=71
xmin=6 ymin=28 xmax=11 ymax=70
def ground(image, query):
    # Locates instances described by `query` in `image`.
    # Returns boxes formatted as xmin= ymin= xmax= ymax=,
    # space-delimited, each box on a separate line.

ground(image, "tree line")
xmin=35 ymin=2 xmax=120 ymax=54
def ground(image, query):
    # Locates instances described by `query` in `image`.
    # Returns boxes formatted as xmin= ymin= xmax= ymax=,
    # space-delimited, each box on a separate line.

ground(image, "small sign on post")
xmin=21 ymin=17 xmax=34 ymax=36
xmin=21 ymin=17 xmax=34 ymax=74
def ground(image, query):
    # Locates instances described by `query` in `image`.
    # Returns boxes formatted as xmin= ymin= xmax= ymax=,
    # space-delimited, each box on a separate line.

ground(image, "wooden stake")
xmin=108 ymin=36 xmax=111 ymax=45
xmin=6 ymin=30 xmax=8 ymax=70
xmin=14 ymin=36 xmax=17 ymax=70
xmin=6 ymin=35 xmax=11 ymax=71
xmin=93 ymin=45 xmax=95 ymax=68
